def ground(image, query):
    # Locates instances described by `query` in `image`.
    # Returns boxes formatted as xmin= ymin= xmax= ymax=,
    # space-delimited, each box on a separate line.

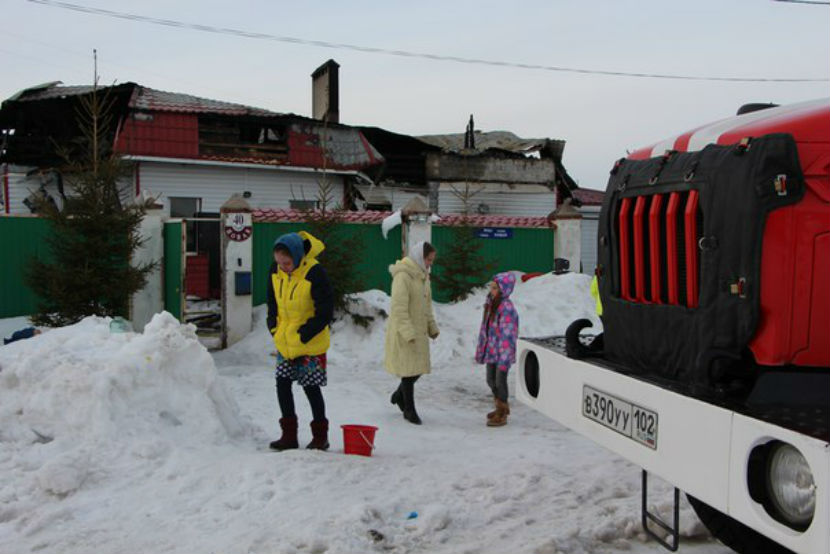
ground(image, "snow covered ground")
xmin=0 ymin=273 xmax=732 ymax=554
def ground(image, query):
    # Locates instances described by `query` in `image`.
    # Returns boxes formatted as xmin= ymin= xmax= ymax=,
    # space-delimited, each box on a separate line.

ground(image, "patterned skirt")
xmin=275 ymin=352 xmax=327 ymax=387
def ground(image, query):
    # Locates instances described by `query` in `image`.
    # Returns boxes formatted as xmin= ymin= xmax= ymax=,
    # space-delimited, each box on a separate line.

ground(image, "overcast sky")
xmin=2 ymin=0 xmax=828 ymax=189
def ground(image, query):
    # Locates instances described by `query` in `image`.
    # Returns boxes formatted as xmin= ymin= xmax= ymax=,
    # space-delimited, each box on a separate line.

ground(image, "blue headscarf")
xmin=273 ymin=233 xmax=305 ymax=268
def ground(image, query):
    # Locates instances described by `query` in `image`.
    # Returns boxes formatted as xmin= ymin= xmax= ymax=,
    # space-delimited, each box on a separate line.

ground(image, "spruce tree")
xmin=431 ymin=181 xmax=494 ymax=302
xmin=301 ymin=162 xmax=368 ymax=324
xmin=432 ymin=217 xmax=494 ymax=302
xmin=25 ymin=85 xmax=155 ymax=327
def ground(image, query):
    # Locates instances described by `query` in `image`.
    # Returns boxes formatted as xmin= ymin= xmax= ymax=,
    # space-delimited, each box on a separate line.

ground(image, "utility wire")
xmin=28 ymin=0 xmax=829 ymax=83
xmin=773 ymin=0 xmax=830 ymax=5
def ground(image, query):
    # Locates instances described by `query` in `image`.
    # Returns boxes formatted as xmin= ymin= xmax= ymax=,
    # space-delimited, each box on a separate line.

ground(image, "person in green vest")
xmin=266 ymin=231 xmax=334 ymax=451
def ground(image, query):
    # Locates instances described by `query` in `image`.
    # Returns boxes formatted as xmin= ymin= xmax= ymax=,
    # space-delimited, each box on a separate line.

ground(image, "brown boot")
xmin=269 ymin=416 xmax=299 ymax=450
xmin=487 ymin=399 xmax=509 ymax=427
xmin=486 ymin=396 xmax=499 ymax=421
xmin=306 ymin=419 xmax=329 ymax=450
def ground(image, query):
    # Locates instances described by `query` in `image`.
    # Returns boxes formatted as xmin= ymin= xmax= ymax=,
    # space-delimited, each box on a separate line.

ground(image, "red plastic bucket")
xmin=341 ymin=424 xmax=378 ymax=457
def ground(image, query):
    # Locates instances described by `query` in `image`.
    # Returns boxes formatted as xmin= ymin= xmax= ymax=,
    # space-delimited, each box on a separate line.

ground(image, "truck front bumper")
xmin=516 ymin=338 xmax=829 ymax=554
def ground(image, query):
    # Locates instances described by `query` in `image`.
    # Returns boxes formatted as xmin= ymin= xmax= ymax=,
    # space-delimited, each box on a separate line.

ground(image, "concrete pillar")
xmin=130 ymin=205 xmax=165 ymax=332
xmin=220 ymin=195 xmax=253 ymax=348
xmin=551 ymin=199 xmax=582 ymax=273
xmin=401 ymin=196 xmax=433 ymax=257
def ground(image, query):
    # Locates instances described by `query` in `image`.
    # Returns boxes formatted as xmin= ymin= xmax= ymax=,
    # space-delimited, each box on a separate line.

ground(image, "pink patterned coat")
xmin=475 ymin=272 xmax=519 ymax=372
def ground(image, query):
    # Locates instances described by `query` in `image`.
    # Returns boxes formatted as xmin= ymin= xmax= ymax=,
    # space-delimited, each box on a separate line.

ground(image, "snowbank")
xmin=0 ymin=276 xmax=726 ymax=554
xmin=0 ymin=313 xmax=244 ymax=501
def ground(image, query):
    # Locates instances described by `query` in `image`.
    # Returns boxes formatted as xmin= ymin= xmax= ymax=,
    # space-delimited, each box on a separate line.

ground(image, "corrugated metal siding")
xmin=5 ymin=164 xmax=38 ymax=215
xmin=139 ymin=162 xmax=345 ymax=214
xmin=0 ymin=216 xmax=52 ymax=317
xmin=579 ymin=207 xmax=600 ymax=274
xmin=354 ymin=186 xmax=429 ymax=212
xmin=438 ymin=190 xmax=555 ymax=217
xmin=115 ymin=113 xmax=199 ymax=158
xmin=287 ymin=123 xmax=383 ymax=170
xmin=388 ymin=190 xmax=428 ymax=211
xmin=5 ymin=165 xmax=135 ymax=215
xmin=431 ymin=225 xmax=554 ymax=302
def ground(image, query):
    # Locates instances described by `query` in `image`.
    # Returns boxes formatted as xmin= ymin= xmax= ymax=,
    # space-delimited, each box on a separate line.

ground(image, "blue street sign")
xmin=476 ymin=227 xmax=513 ymax=239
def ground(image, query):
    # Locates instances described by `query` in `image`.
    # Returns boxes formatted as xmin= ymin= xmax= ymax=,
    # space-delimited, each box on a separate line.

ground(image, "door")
xmin=163 ymin=220 xmax=185 ymax=321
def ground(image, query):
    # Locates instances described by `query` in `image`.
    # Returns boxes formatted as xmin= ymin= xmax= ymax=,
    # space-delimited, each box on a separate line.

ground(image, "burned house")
xmin=357 ymin=116 xmax=581 ymax=218
xmin=0 ymin=79 xmax=382 ymax=217
xmin=0 ymin=74 xmax=382 ymax=315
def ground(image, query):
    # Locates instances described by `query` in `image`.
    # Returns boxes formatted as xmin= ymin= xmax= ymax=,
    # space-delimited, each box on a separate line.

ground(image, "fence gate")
xmin=164 ymin=217 xmax=224 ymax=349
xmin=163 ymin=220 xmax=185 ymax=321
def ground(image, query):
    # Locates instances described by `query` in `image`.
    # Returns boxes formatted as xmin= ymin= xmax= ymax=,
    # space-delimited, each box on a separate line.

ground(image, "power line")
xmin=773 ymin=0 xmax=830 ymax=5
xmin=28 ymin=0 xmax=829 ymax=83
xmin=0 ymin=29 xmax=270 ymax=107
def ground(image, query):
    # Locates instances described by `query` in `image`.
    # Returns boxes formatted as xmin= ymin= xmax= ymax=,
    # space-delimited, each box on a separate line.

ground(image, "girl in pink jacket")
xmin=475 ymin=272 xmax=519 ymax=427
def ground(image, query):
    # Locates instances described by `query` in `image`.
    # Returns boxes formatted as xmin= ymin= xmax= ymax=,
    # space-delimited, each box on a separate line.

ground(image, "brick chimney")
xmin=311 ymin=59 xmax=339 ymax=123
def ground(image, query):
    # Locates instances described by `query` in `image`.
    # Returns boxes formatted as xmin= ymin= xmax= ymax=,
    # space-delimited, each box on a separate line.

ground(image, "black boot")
xmin=401 ymin=377 xmax=421 ymax=425
xmin=390 ymin=385 xmax=405 ymax=413
xmin=307 ymin=419 xmax=329 ymax=450
xmin=269 ymin=416 xmax=299 ymax=451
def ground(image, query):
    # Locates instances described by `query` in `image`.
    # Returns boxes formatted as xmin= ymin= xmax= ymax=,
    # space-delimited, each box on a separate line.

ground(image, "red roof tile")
xmin=435 ymin=214 xmax=552 ymax=228
xmin=128 ymin=86 xmax=283 ymax=117
xmin=572 ymin=188 xmax=605 ymax=206
xmin=253 ymin=209 xmax=552 ymax=228
xmin=252 ymin=209 xmax=392 ymax=223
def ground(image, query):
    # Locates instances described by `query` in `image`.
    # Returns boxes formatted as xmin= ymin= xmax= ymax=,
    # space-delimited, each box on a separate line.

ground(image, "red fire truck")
xmin=518 ymin=99 xmax=829 ymax=554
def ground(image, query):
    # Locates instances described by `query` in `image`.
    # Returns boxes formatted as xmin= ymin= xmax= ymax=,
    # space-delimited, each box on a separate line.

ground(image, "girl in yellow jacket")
xmin=266 ymin=231 xmax=334 ymax=451
xmin=384 ymin=241 xmax=440 ymax=425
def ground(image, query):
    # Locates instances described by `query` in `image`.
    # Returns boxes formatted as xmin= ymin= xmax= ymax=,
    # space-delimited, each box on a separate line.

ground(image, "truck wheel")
xmin=686 ymin=495 xmax=793 ymax=554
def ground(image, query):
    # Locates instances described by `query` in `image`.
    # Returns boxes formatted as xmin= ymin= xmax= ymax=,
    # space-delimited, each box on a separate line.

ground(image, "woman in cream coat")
xmin=384 ymin=241 xmax=439 ymax=424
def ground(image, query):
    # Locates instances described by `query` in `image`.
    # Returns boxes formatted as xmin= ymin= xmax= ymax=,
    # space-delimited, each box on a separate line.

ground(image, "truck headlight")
xmin=767 ymin=443 xmax=815 ymax=528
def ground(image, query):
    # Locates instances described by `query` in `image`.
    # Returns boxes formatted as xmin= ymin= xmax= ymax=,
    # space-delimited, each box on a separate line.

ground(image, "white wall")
xmin=553 ymin=217 xmax=582 ymax=273
xmin=221 ymin=211 xmax=253 ymax=347
xmin=3 ymin=164 xmax=143 ymax=215
xmin=4 ymin=164 xmax=54 ymax=215
xmin=579 ymin=206 xmax=600 ymax=275
xmin=138 ymin=161 xmax=346 ymax=214
xmin=355 ymin=186 xmax=428 ymax=213
xmin=130 ymin=208 xmax=165 ymax=331
xmin=437 ymin=185 xmax=556 ymax=217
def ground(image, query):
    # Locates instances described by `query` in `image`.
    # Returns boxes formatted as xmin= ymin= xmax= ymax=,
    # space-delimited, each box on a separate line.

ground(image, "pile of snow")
xmin=0 ymin=313 xmax=244 ymax=503
xmin=0 ymin=274 xmax=726 ymax=554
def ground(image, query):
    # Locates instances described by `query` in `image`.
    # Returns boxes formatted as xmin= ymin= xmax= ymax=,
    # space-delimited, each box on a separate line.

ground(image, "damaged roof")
xmin=128 ymin=86 xmax=281 ymax=117
xmin=8 ymin=81 xmax=286 ymax=118
xmin=572 ymin=188 xmax=605 ymax=206
xmin=1 ymin=81 xmax=383 ymax=171
xmin=417 ymin=130 xmax=565 ymax=161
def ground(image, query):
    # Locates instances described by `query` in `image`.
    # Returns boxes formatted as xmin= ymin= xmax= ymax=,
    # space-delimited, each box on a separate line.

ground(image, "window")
xmin=169 ymin=197 xmax=201 ymax=252
xmin=290 ymin=199 xmax=319 ymax=211
xmin=169 ymin=197 xmax=200 ymax=218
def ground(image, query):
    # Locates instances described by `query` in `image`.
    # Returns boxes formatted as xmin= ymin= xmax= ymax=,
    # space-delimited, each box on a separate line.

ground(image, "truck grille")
xmin=615 ymin=191 xmax=702 ymax=308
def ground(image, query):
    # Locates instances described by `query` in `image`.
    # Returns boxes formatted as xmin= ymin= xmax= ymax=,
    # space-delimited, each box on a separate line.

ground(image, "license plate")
xmin=582 ymin=385 xmax=658 ymax=449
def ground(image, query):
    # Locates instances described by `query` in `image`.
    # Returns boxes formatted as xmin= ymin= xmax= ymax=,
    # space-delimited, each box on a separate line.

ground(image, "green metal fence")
xmin=431 ymin=225 xmax=554 ymax=302
xmin=163 ymin=221 xmax=184 ymax=320
xmin=1 ymin=216 xmax=554 ymax=319
xmin=252 ymin=222 xmax=403 ymax=306
xmin=0 ymin=216 xmax=52 ymax=318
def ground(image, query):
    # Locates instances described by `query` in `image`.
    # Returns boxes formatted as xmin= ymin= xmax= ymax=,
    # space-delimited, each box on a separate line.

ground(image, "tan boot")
xmin=487 ymin=399 xmax=509 ymax=427
xmin=486 ymin=396 xmax=499 ymax=421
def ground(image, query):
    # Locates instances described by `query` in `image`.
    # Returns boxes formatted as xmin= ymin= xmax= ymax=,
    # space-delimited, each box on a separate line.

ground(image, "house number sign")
xmin=225 ymin=213 xmax=252 ymax=242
